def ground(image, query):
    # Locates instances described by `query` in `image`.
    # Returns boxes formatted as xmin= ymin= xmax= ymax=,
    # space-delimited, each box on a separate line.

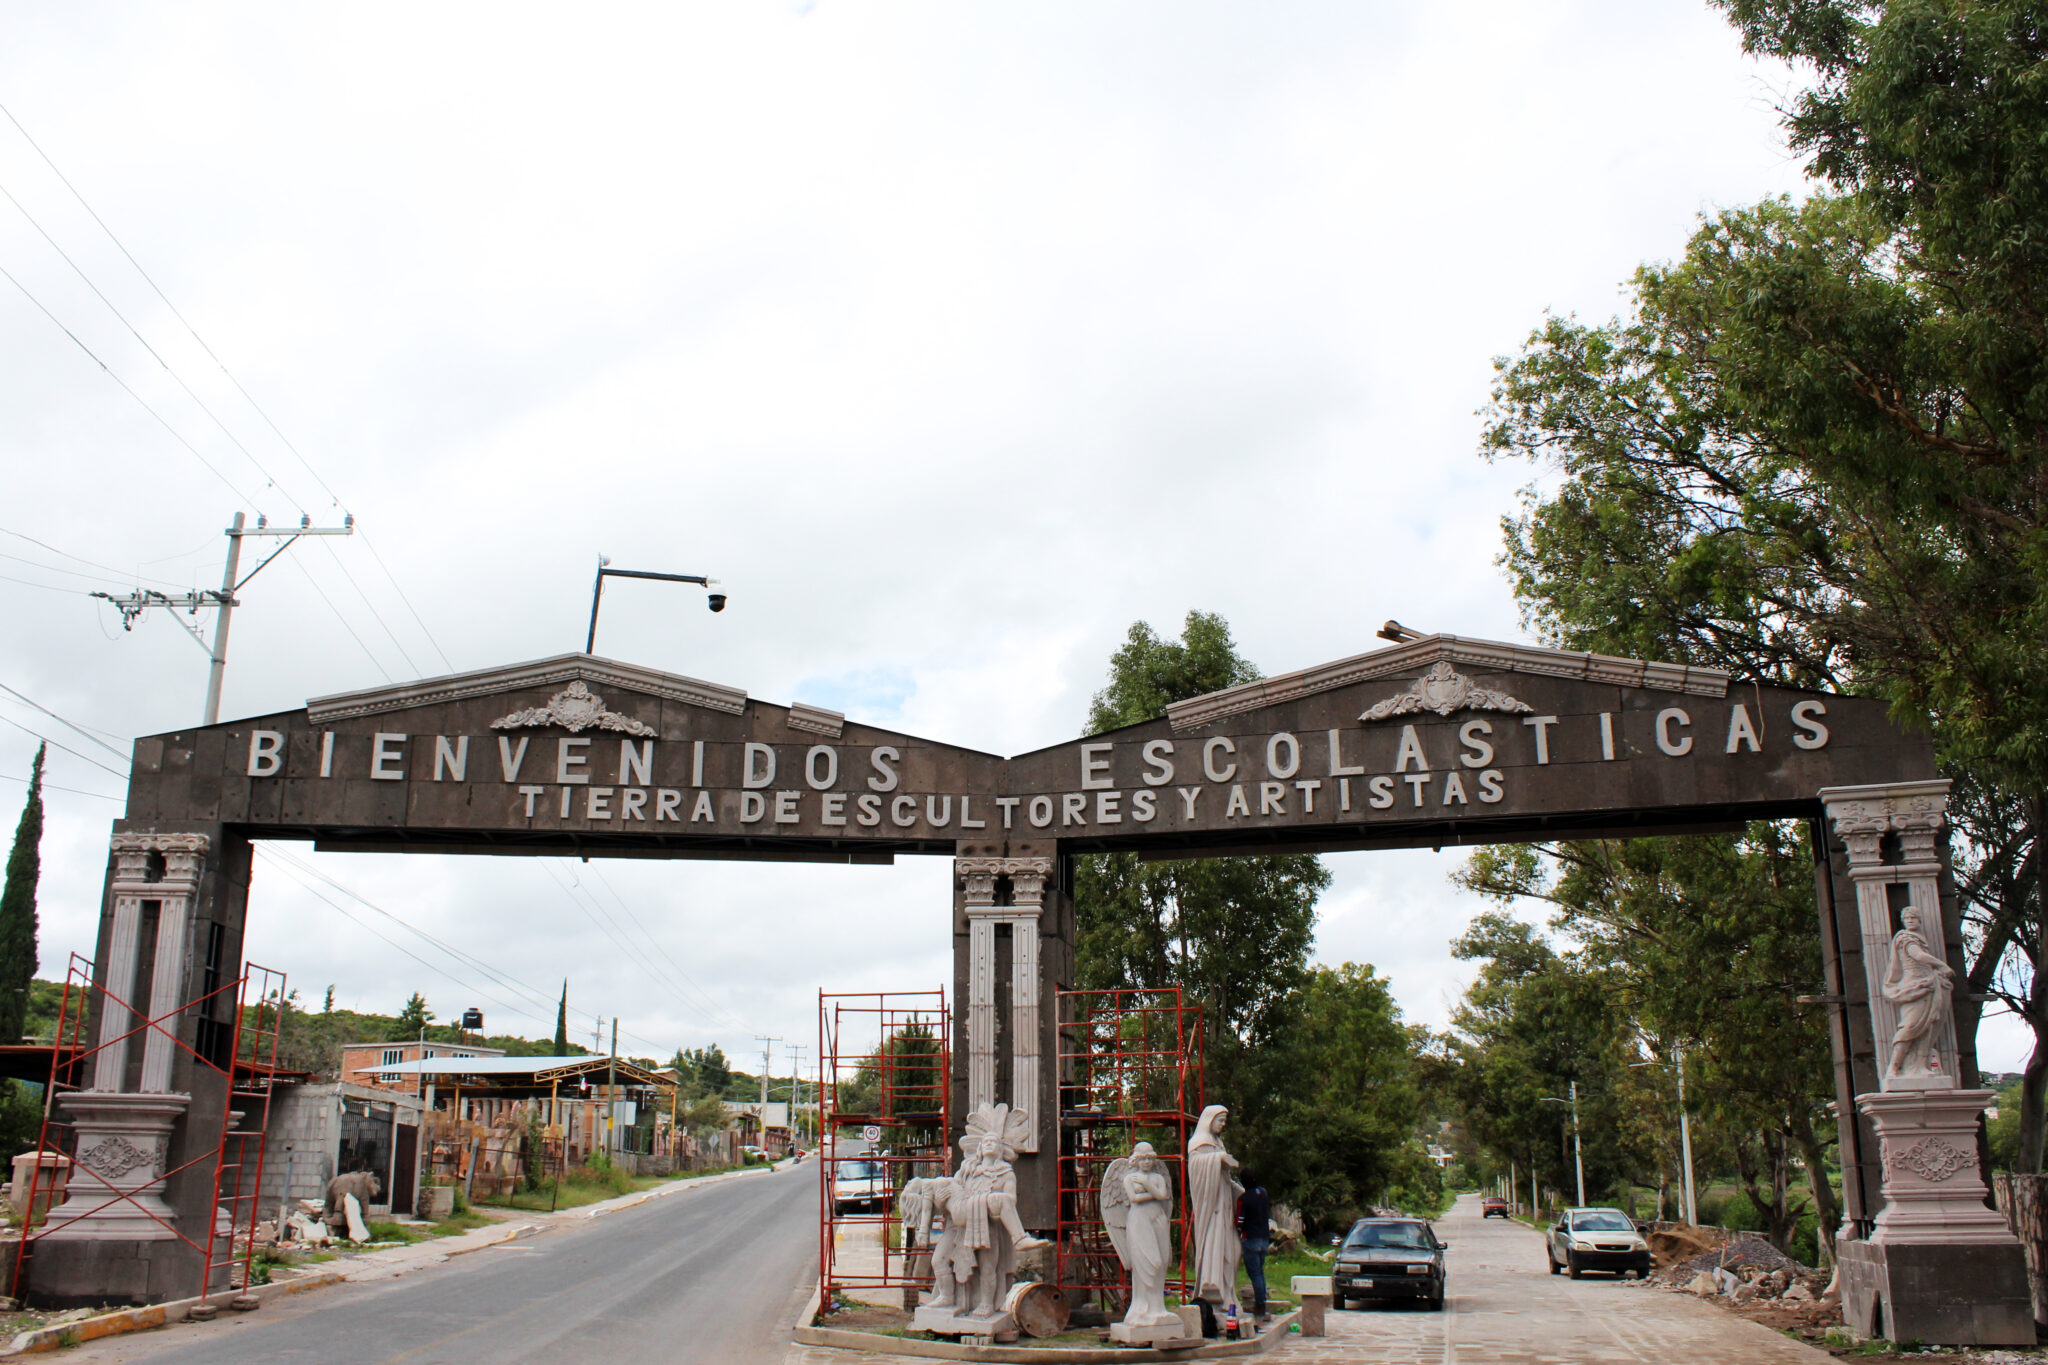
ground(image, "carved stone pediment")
xmin=305 ymin=652 xmax=745 ymax=723
xmin=1164 ymin=631 xmax=1726 ymax=732
xmin=1360 ymin=661 xmax=1534 ymax=721
xmin=490 ymin=681 xmax=655 ymax=736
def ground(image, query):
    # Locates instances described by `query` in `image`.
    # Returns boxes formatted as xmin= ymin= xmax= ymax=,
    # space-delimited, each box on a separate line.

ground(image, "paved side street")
xmin=1272 ymin=1194 xmax=1829 ymax=1365
xmin=785 ymin=1193 xmax=1831 ymax=1365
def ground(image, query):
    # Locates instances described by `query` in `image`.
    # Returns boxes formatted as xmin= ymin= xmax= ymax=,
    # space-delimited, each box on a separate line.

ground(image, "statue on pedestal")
xmin=907 ymin=1102 xmax=1048 ymax=1338
xmin=1187 ymin=1105 xmax=1243 ymax=1313
xmin=1883 ymin=903 xmax=1956 ymax=1085
xmin=1101 ymin=1142 xmax=1186 ymax=1344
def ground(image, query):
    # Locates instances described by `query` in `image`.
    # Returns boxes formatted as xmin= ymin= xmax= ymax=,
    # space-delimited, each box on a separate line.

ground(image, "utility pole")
xmin=606 ymin=1018 xmax=618 ymax=1158
xmin=1570 ymin=1079 xmax=1585 ymax=1208
xmin=754 ymin=1035 xmax=780 ymax=1110
xmin=92 ymin=510 xmax=353 ymax=725
xmin=1677 ymin=1045 xmax=1697 ymax=1226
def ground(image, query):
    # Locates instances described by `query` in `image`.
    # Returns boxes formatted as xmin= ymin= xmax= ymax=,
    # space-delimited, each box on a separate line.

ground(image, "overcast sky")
xmin=3 ymin=3 xmax=2024 ymax=1077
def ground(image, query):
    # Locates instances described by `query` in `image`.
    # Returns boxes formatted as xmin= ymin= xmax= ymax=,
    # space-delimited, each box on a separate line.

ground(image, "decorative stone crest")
xmin=1891 ymin=1136 xmax=1970 ymax=1184
xmin=490 ymin=681 xmax=655 ymax=736
xmin=75 ymin=1135 xmax=160 ymax=1181
xmin=1360 ymin=661 xmax=1534 ymax=721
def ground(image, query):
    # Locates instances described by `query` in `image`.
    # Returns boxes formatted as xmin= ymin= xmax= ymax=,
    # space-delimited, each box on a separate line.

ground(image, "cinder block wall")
xmin=255 ymin=1082 xmax=340 ymax=1211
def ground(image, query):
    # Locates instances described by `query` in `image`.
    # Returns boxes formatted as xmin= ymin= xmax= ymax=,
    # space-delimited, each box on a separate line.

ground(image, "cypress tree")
xmin=0 ymin=745 xmax=45 ymax=1044
xmin=553 ymin=980 xmax=569 ymax=1054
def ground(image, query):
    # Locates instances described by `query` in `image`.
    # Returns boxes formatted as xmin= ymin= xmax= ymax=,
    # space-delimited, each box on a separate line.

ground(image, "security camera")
xmin=707 ymin=593 xmax=728 ymax=613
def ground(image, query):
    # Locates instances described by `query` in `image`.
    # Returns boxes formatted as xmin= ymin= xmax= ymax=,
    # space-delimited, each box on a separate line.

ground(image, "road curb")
xmin=0 ymin=1267 xmax=349 ymax=1357
xmin=795 ymin=1291 xmax=1299 ymax=1362
xmin=580 ymin=1159 xmax=787 ymax=1219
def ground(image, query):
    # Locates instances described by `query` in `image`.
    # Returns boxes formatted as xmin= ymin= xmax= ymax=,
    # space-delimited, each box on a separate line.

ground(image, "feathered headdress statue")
xmin=960 ymin=1101 xmax=1034 ymax=1162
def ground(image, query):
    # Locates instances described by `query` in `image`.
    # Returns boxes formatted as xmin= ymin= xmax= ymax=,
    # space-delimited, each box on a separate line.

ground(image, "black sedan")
xmin=1332 ymin=1217 xmax=1446 ymax=1310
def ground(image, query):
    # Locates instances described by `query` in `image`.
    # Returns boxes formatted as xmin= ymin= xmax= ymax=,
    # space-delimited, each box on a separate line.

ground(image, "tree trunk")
xmin=1791 ymin=1111 xmax=1840 ymax=1260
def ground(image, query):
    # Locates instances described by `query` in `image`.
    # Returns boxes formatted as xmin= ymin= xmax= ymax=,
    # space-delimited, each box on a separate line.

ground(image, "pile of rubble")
xmin=1637 ymin=1230 xmax=1840 ymax=1337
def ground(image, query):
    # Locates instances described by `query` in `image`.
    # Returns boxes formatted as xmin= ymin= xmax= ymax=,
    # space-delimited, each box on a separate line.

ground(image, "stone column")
xmin=1005 ymin=860 xmax=1049 ymax=1154
xmin=42 ymin=832 xmax=207 ymax=1244
xmin=953 ymin=854 xmax=1054 ymax=1147
xmin=1819 ymin=782 xmax=2031 ymax=1346
xmin=960 ymin=860 xmax=1002 ymax=1113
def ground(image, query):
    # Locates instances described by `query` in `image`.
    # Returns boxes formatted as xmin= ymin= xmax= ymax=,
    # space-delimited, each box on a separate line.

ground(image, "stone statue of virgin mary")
xmin=1187 ymin=1105 xmax=1242 ymax=1307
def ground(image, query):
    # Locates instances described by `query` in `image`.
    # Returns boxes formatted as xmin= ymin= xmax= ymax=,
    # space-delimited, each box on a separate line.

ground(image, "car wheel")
xmin=1548 ymin=1254 xmax=1561 ymax=1275
xmin=1429 ymin=1294 xmax=1444 ymax=1312
xmin=1568 ymin=1255 xmax=1583 ymax=1280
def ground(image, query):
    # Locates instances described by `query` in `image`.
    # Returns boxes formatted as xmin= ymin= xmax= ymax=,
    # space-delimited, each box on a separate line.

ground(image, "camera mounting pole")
xmin=585 ymin=557 xmax=726 ymax=654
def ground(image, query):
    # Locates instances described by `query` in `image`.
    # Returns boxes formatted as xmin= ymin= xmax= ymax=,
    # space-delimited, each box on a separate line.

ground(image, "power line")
xmin=0 ymin=177 xmax=306 ymax=512
xmin=0 ymin=261 xmax=263 ymax=510
xmin=0 ymin=681 xmax=129 ymax=759
xmin=0 ymin=102 xmax=448 ymax=679
xmin=540 ymin=862 xmax=747 ymax=1038
xmin=0 ymin=100 xmax=347 ymax=513
xmin=582 ymin=862 xmax=748 ymax=1033
xmin=259 ymin=847 xmax=673 ymax=1055
xmin=0 ymin=525 xmax=193 ymax=591
xmin=0 ymin=770 xmax=121 ymax=801
xmin=287 ymin=554 xmax=394 ymax=682
xmin=318 ymin=538 xmax=420 ymax=676
xmin=358 ymin=529 xmax=455 ymax=673
xmin=0 ymin=714 xmax=127 ymax=780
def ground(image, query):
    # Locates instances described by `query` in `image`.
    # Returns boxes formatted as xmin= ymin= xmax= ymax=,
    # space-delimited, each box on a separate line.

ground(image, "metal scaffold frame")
xmin=1055 ymin=987 xmax=1204 ymax=1307
xmin=9 ymin=952 xmax=288 ymax=1305
xmin=817 ymin=989 xmax=950 ymax=1307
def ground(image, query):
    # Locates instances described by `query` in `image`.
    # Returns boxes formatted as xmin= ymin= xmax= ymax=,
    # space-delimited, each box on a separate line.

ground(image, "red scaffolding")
xmin=10 ymin=951 xmax=288 ymax=1305
xmin=817 ymin=989 xmax=950 ymax=1308
xmin=1055 ymin=987 xmax=1204 ymax=1307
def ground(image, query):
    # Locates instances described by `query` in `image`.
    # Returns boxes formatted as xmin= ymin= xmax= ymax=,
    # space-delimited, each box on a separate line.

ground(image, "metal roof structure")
xmin=365 ymin=1054 xmax=671 ymax=1086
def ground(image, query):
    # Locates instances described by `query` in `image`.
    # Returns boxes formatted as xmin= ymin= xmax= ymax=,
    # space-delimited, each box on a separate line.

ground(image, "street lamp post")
xmin=1542 ymin=1081 xmax=1586 ymax=1208
xmin=585 ymin=557 xmax=727 ymax=654
xmin=1632 ymin=1046 xmax=1698 ymax=1225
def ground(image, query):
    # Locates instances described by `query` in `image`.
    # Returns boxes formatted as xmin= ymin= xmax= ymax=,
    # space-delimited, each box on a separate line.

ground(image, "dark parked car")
xmin=1332 ymin=1217 xmax=1446 ymax=1310
xmin=1546 ymin=1208 xmax=1652 ymax=1279
xmin=1481 ymin=1195 xmax=1509 ymax=1218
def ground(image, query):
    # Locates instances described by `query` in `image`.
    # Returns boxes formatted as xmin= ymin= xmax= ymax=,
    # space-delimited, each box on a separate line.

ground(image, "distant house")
xmin=726 ymin=1101 xmax=793 ymax=1156
xmin=339 ymin=1040 xmax=503 ymax=1098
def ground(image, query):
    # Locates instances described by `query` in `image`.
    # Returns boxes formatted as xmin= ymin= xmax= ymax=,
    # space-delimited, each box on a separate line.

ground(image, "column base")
xmin=1836 ymin=1088 xmax=2034 ymax=1346
xmin=1840 ymin=1238 xmax=2033 ymax=1346
xmin=39 ymin=1091 xmax=189 ymax=1242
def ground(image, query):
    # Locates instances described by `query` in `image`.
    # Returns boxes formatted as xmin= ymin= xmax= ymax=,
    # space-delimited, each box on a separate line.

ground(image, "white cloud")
xmin=0 ymin=1 xmax=1865 ymax=1070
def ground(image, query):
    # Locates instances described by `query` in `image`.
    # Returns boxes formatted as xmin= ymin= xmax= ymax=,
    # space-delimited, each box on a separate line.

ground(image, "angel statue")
xmin=908 ymin=1102 xmax=1050 ymax=1332
xmin=1101 ymin=1142 xmax=1181 ymax=1340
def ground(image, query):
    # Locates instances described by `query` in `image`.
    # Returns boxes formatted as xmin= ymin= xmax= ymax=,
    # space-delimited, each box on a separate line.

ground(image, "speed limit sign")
xmin=862 ymin=1125 xmax=882 ymax=1144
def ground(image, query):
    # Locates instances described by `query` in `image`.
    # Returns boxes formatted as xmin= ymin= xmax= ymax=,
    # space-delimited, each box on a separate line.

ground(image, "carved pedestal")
xmin=1109 ymin=1312 xmax=1197 ymax=1347
xmin=40 ymin=1092 xmax=189 ymax=1241
xmin=910 ymin=1306 xmax=1015 ymax=1339
xmin=1838 ymin=1089 xmax=2032 ymax=1345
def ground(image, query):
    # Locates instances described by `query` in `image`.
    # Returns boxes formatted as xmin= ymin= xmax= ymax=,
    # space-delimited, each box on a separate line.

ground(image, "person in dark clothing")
xmin=1237 ymin=1169 xmax=1273 ymax=1320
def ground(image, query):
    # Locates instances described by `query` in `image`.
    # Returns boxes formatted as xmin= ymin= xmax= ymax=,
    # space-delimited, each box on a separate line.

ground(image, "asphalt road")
xmin=64 ymin=1162 xmax=819 ymax=1365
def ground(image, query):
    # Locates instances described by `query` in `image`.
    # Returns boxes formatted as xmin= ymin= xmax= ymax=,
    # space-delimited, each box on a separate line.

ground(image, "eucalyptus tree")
xmin=1482 ymin=0 xmax=2048 ymax=1165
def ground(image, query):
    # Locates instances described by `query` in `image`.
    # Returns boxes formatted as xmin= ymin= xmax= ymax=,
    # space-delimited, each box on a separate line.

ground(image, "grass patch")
xmin=430 ymin=1210 xmax=497 ymax=1237
xmin=1246 ymin=1247 xmax=1334 ymax=1309
xmin=365 ymin=1221 xmax=428 ymax=1245
xmin=480 ymin=1160 xmax=758 ymax=1212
